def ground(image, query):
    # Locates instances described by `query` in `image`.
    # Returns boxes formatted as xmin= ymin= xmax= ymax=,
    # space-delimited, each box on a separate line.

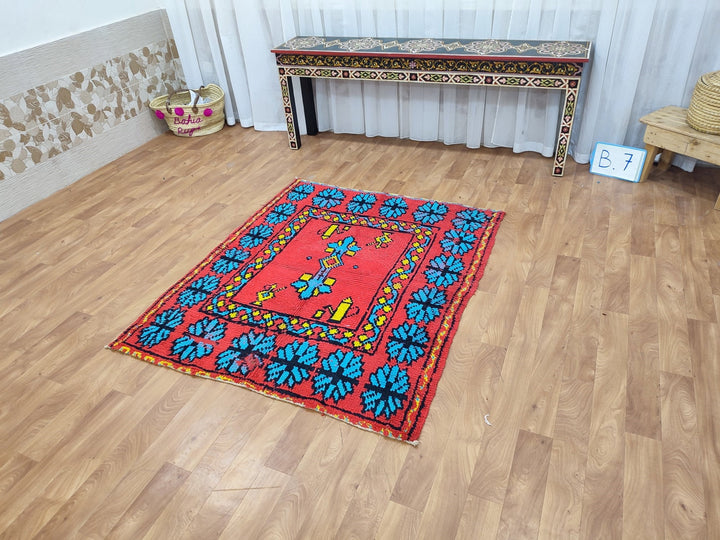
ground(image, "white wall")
xmin=0 ymin=0 xmax=165 ymax=56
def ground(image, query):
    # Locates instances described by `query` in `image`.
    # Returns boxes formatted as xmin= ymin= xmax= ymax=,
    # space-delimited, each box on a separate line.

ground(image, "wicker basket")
xmin=149 ymin=84 xmax=225 ymax=137
xmin=687 ymin=71 xmax=720 ymax=135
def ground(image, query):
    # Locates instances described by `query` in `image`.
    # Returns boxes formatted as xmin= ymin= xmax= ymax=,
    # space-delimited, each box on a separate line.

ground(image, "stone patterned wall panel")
xmin=0 ymin=39 xmax=184 ymax=181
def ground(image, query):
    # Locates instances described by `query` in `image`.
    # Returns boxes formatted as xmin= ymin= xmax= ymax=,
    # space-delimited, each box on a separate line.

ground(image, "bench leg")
xmin=278 ymin=71 xmax=301 ymax=150
xmin=299 ymin=77 xmax=318 ymax=136
xmin=552 ymin=87 xmax=578 ymax=177
xmin=640 ymin=144 xmax=661 ymax=182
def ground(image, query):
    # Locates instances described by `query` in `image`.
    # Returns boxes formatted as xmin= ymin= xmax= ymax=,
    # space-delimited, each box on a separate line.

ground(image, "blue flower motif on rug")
xmin=172 ymin=317 xmax=226 ymax=363
xmin=266 ymin=202 xmax=297 ymax=224
xmin=288 ymin=183 xmax=314 ymax=201
xmin=240 ymin=224 xmax=273 ymax=248
xmin=439 ymin=229 xmax=477 ymax=255
xmin=212 ymin=248 xmax=250 ymax=274
xmin=413 ymin=201 xmax=448 ymax=224
xmin=386 ymin=322 xmax=429 ymax=364
xmin=424 ymin=254 xmax=465 ymax=288
xmin=313 ymin=349 xmax=364 ymax=402
xmin=362 ymin=364 xmax=411 ymax=419
xmin=138 ymin=308 xmax=184 ymax=347
xmin=216 ymin=330 xmax=276 ymax=375
xmin=347 ymin=192 xmax=377 ymax=214
xmin=178 ymin=275 xmax=221 ymax=307
xmin=452 ymin=208 xmax=488 ymax=232
xmin=405 ymin=286 xmax=447 ymax=323
xmin=313 ymin=188 xmax=345 ymax=208
xmin=379 ymin=197 xmax=408 ymax=218
xmin=266 ymin=340 xmax=319 ymax=388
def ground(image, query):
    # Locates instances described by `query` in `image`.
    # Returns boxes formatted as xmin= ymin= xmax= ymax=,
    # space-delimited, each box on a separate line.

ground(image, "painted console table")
xmin=272 ymin=36 xmax=591 ymax=176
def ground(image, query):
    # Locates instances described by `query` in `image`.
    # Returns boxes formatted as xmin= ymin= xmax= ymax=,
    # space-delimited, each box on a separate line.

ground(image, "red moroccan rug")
xmin=108 ymin=179 xmax=504 ymax=443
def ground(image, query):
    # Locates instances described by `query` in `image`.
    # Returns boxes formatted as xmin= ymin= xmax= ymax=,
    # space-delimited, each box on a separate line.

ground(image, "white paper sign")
xmin=589 ymin=143 xmax=647 ymax=182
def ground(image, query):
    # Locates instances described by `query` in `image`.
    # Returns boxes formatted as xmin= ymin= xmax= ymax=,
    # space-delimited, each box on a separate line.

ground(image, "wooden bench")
xmin=639 ymin=105 xmax=720 ymax=209
xmin=272 ymin=36 xmax=592 ymax=177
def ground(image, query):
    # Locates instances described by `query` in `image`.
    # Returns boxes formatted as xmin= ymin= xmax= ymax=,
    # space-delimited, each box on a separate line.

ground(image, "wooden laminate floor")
xmin=1 ymin=127 xmax=719 ymax=539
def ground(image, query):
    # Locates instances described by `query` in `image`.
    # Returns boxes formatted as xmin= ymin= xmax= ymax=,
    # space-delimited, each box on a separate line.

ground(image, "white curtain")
xmin=166 ymin=0 xmax=720 ymax=168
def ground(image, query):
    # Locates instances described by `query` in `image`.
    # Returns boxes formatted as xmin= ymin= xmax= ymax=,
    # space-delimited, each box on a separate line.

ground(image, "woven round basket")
xmin=687 ymin=71 xmax=720 ymax=135
xmin=149 ymin=84 xmax=225 ymax=137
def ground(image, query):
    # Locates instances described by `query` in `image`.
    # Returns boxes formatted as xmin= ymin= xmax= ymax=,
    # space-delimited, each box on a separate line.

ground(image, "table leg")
xmin=278 ymin=70 xmax=301 ymax=149
xmin=299 ymin=77 xmax=318 ymax=136
xmin=658 ymin=149 xmax=675 ymax=171
xmin=553 ymin=87 xmax=578 ymax=177
xmin=640 ymin=144 xmax=660 ymax=182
